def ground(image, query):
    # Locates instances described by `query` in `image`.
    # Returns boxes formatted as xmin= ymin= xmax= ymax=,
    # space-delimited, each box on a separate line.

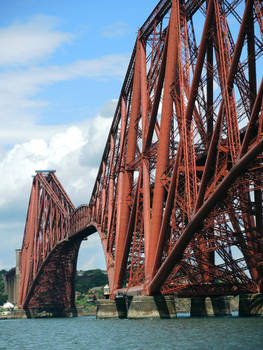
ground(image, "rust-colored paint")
xmin=19 ymin=0 xmax=263 ymax=310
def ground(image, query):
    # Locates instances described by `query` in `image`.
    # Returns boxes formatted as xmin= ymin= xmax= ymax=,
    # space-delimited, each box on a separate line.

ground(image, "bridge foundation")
xmin=239 ymin=294 xmax=263 ymax=317
xmin=127 ymin=295 xmax=177 ymax=319
xmin=190 ymin=296 xmax=231 ymax=317
xmin=24 ymin=307 xmax=78 ymax=318
xmin=96 ymin=299 xmax=128 ymax=319
xmin=190 ymin=297 xmax=213 ymax=317
xmin=211 ymin=296 xmax=232 ymax=316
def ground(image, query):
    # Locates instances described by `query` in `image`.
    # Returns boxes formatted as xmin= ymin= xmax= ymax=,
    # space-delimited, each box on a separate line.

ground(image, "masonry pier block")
xmin=239 ymin=294 xmax=263 ymax=317
xmin=190 ymin=297 xmax=213 ymax=316
xmin=96 ymin=299 xmax=127 ymax=319
xmin=211 ymin=296 xmax=231 ymax=316
xmin=174 ymin=297 xmax=191 ymax=314
xmin=127 ymin=295 xmax=176 ymax=319
xmin=24 ymin=307 xmax=77 ymax=318
xmin=191 ymin=296 xmax=231 ymax=316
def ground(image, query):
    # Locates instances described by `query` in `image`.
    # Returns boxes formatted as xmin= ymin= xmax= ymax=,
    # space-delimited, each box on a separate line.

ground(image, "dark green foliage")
xmin=0 ymin=270 xmax=8 ymax=305
xmin=75 ymin=269 xmax=108 ymax=294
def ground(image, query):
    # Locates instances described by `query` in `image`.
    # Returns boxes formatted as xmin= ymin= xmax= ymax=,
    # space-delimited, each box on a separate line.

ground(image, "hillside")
xmin=75 ymin=269 xmax=108 ymax=294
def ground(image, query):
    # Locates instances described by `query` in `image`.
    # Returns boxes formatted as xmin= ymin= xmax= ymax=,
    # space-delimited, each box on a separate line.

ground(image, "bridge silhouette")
xmin=18 ymin=0 xmax=263 ymax=316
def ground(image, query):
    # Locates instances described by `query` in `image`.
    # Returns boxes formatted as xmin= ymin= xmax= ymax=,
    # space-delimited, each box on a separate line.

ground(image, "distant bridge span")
xmin=19 ymin=0 xmax=263 ymax=313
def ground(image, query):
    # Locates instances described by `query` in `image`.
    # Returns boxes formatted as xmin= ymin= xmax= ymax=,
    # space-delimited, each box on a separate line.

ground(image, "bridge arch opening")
xmin=22 ymin=224 xmax=109 ymax=317
xmin=77 ymin=232 xmax=106 ymax=272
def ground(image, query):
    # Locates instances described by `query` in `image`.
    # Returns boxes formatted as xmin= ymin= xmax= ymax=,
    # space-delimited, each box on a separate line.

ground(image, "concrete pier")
xmin=211 ymin=296 xmax=231 ymax=316
xmin=96 ymin=295 xmax=234 ymax=319
xmin=96 ymin=298 xmax=127 ymax=319
xmin=174 ymin=297 xmax=191 ymax=314
xmin=190 ymin=297 xmax=213 ymax=317
xmin=239 ymin=294 xmax=263 ymax=317
xmin=127 ymin=295 xmax=177 ymax=319
xmin=190 ymin=296 xmax=231 ymax=316
xmin=24 ymin=307 xmax=78 ymax=318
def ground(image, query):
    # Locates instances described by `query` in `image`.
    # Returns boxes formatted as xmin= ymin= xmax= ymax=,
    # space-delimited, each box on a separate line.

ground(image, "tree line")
xmin=0 ymin=270 xmax=8 ymax=305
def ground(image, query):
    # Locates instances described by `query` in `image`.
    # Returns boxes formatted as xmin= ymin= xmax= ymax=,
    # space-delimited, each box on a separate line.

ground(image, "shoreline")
xmin=0 ymin=308 xmax=96 ymax=320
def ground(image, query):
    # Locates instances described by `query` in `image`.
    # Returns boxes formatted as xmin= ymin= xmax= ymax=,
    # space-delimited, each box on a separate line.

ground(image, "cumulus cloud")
xmin=0 ymin=115 xmax=112 ymax=270
xmin=0 ymin=15 xmax=72 ymax=66
xmin=0 ymin=15 xmax=128 ymax=148
xmin=0 ymin=119 xmax=112 ymax=207
xmin=0 ymin=15 xmax=122 ymax=271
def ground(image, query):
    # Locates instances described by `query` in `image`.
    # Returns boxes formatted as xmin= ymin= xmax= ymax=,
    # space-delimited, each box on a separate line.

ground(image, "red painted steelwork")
xmin=19 ymin=0 xmax=263 ymax=310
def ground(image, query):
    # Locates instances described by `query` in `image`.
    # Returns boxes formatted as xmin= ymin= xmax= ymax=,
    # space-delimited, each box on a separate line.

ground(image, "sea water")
xmin=0 ymin=315 xmax=263 ymax=350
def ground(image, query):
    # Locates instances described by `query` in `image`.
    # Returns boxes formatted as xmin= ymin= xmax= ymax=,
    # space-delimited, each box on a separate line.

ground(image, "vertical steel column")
xmin=116 ymin=98 xmax=127 ymax=234
xmin=101 ymin=161 xmax=106 ymax=226
xmin=147 ymin=0 xmax=179 ymax=278
xmin=139 ymin=39 xmax=151 ymax=272
xmin=149 ymin=0 xmax=215 ymax=282
xmin=113 ymin=37 xmax=141 ymax=290
xmin=107 ymin=135 xmax=115 ymax=235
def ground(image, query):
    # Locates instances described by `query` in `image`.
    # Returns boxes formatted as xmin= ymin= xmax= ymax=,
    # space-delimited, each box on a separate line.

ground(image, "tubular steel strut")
xmin=19 ymin=0 xmax=263 ymax=309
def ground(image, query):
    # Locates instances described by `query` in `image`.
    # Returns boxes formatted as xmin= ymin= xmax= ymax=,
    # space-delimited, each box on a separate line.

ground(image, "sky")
xmin=0 ymin=0 xmax=158 ymax=271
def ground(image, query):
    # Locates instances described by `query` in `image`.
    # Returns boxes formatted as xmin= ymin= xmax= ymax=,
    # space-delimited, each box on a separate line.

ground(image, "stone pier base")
xmin=211 ymin=296 xmax=231 ymax=316
xmin=191 ymin=296 xmax=231 ymax=317
xmin=239 ymin=294 xmax=263 ymax=317
xmin=96 ymin=299 xmax=127 ymax=319
xmin=127 ymin=295 xmax=176 ymax=319
xmin=24 ymin=307 xmax=77 ymax=318
xmin=190 ymin=297 xmax=213 ymax=317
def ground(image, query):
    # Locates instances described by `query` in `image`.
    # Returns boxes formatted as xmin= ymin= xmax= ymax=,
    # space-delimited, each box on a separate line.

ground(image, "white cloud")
xmin=0 ymin=15 xmax=72 ymax=66
xmin=0 ymin=55 xmax=127 ymax=147
xmin=0 ymin=119 xmax=112 ymax=208
xmin=0 ymin=114 xmax=113 ymax=270
xmin=0 ymin=15 xmax=120 ymax=271
xmin=102 ymin=21 xmax=129 ymax=38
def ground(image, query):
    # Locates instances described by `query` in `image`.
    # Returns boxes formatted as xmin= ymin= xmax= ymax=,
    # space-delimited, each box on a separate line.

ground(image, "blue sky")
xmin=0 ymin=0 xmax=158 ymax=271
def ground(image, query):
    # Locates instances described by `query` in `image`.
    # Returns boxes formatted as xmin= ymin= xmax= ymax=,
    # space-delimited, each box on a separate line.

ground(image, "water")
xmin=1 ymin=316 xmax=263 ymax=350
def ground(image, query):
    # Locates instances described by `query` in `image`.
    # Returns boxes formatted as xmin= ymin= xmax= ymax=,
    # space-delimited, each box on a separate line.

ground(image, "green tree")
xmin=75 ymin=269 xmax=108 ymax=294
xmin=0 ymin=270 xmax=8 ymax=305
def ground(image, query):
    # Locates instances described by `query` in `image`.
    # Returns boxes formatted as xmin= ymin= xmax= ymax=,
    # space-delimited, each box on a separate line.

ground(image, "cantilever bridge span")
xmin=19 ymin=0 xmax=263 ymax=312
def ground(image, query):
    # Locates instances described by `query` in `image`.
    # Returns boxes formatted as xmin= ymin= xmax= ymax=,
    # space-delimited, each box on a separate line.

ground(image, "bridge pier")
xmin=190 ymin=296 xmax=231 ymax=317
xmin=239 ymin=294 xmax=263 ymax=317
xmin=97 ymin=295 xmax=234 ymax=319
xmin=127 ymin=295 xmax=177 ymax=319
xmin=97 ymin=295 xmax=177 ymax=319
xmin=96 ymin=298 xmax=128 ymax=319
xmin=211 ymin=296 xmax=232 ymax=316
xmin=24 ymin=307 xmax=78 ymax=318
xmin=190 ymin=297 xmax=213 ymax=317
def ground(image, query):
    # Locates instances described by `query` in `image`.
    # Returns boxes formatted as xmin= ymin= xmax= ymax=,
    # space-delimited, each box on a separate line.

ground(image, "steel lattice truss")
xmin=19 ymin=0 xmax=263 ymax=309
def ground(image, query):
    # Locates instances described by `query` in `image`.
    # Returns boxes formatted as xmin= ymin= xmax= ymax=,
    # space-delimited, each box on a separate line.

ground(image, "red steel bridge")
xmin=19 ymin=0 xmax=263 ymax=313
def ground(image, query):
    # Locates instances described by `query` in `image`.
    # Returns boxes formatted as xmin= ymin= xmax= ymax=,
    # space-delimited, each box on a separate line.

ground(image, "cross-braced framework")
xmin=19 ymin=0 xmax=263 ymax=310
xmin=88 ymin=0 xmax=263 ymax=296
xmin=18 ymin=172 xmax=76 ymax=309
